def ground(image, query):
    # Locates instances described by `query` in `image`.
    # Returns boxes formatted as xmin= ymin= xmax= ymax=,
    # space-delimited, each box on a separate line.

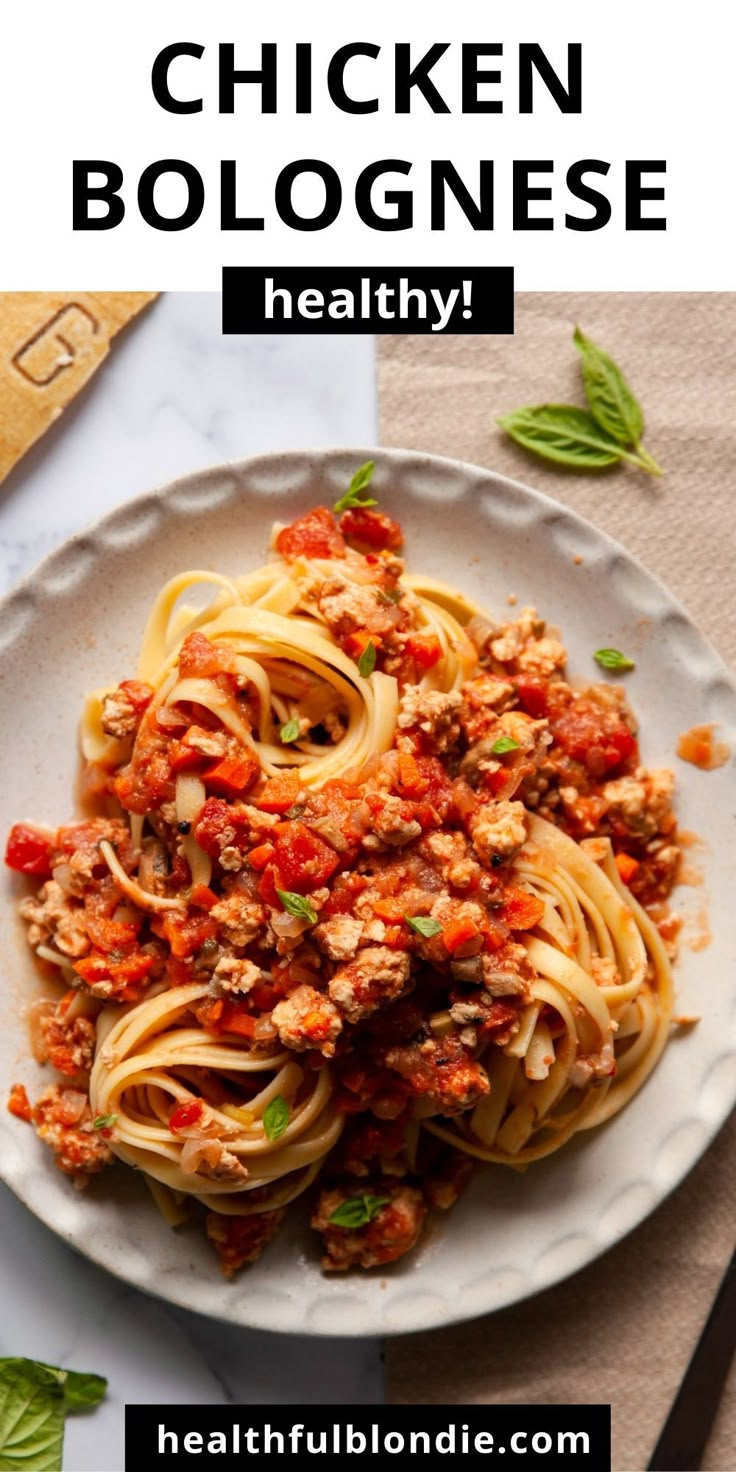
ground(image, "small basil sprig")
xmin=334 ymin=462 xmax=377 ymax=514
xmin=357 ymin=641 xmax=376 ymax=678
xmin=329 ymin=1194 xmax=390 ymax=1229
xmin=276 ymin=889 xmax=318 ymax=925
xmin=498 ymin=328 xmax=663 ymax=477
xmin=279 ymin=717 xmax=300 ymax=745
xmin=593 ymin=648 xmax=635 ymax=673
xmin=92 ymin=1113 xmax=117 ymax=1131
xmin=405 ymin=915 xmax=442 ymax=939
xmin=263 ymin=1095 xmax=290 ymax=1142
xmin=574 ymin=327 xmax=662 ymax=475
xmin=491 ymin=735 xmax=520 ymax=755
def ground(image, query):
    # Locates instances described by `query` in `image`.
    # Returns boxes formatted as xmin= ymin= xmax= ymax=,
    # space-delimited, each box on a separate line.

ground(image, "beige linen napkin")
xmin=378 ymin=294 xmax=736 ymax=1471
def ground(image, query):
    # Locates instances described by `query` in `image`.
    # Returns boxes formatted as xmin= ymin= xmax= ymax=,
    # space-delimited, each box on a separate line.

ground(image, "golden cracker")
xmin=0 ymin=292 xmax=158 ymax=483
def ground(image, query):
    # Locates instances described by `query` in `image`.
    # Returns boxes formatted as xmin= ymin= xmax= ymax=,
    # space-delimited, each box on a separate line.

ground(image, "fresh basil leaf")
xmin=92 ymin=1114 xmax=117 ymax=1131
xmin=497 ymin=405 xmax=625 ymax=469
xmin=334 ymin=462 xmax=377 ymax=513
xmin=263 ymin=1095 xmax=290 ymax=1142
xmin=491 ymin=736 xmax=520 ymax=755
xmin=593 ymin=648 xmax=636 ymax=672
xmin=54 ymin=1370 xmax=107 ymax=1413
xmin=357 ymin=641 xmax=376 ymax=679
xmin=328 ymin=1194 xmax=390 ymax=1229
xmin=276 ymin=890 xmax=318 ymax=925
xmin=573 ymin=328 xmax=663 ymax=475
xmin=0 ymin=1360 xmax=107 ymax=1472
xmin=0 ymin=1360 xmax=65 ymax=1472
xmin=573 ymin=325 xmax=643 ymax=445
xmin=279 ymin=718 xmax=300 ymax=745
xmin=405 ymin=915 xmax=442 ymax=939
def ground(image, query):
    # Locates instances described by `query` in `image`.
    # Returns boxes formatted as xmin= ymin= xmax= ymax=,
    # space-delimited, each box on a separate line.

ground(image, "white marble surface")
xmin=0 ymin=296 xmax=383 ymax=1471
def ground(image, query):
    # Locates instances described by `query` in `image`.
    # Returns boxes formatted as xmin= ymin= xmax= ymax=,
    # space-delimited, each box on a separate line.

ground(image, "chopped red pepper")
xmin=272 ymin=820 xmax=340 ymax=893
xmin=169 ymin=1098 xmax=204 ymax=1131
xmin=515 ymin=677 xmax=549 ymax=719
xmin=405 ymin=634 xmax=442 ymax=671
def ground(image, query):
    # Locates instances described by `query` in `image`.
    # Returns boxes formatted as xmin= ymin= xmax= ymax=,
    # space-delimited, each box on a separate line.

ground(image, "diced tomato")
xmin=615 ymin=851 xmax=641 ymax=884
xmin=194 ymin=797 xmax=250 ymax=859
xmin=275 ymin=507 xmax=346 ymax=560
xmin=516 ymin=677 xmax=549 ymax=718
xmin=178 ymin=632 xmax=236 ymax=681
xmin=190 ymin=884 xmax=218 ymax=910
xmin=167 ymin=957 xmax=194 ymax=986
xmin=117 ymin=679 xmax=155 ymax=717
xmin=405 ymin=634 xmax=442 ymax=671
xmin=442 ymin=916 xmax=480 ymax=953
xmin=501 ymin=888 xmax=545 ymax=931
xmin=7 ymin=1083 xmax=32 ymax=1122
xmin=84 ymin=908 xmax=140 ymax=954
xmin=407 ymin=756 xmax=454 ymax=820
xmin=4 ymin=823 xmax=55 ymax=877
xmin=396 ymin=753 xmax=430 ymax=799
xmin=255 ymin=771 xmax=302 ymax=814
xmin=272 ymin=820 xmax=340 ymax=893
xmin=169 ymin=1098 xmax=204 ymax=1131
xmin=114 ymin=721 xmax=174 ymax=813
xmin=338 ymin=506 xmax=403 ymax=552
xmin=552 ymin=702 xmax=638 ymax=777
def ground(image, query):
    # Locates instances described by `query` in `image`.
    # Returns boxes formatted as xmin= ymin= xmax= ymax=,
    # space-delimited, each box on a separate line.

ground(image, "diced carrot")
xmin=203 ymin=752 xmax=259 ymax=796
xmin=7 ymin=1083 xmax=31 ymax=1122
xmin=256 ymin=770 xmax=302 ymax=814
xmin=248 ymin=842 xmax=275 ymax=871
xmin=442 ymin=916 xmax=480 ymax=953
xmin=217 ymin=1004 xmax=259 ymax=1040
xmin=615 ymin=851 xmax=641 ymax=884
xmin=396 ymin=752 xmax=430 ymax=799
xmin=342 ymin=629 xmax=380 ymax=659
xmin=502 ymin=889 xmax=545 ymax=931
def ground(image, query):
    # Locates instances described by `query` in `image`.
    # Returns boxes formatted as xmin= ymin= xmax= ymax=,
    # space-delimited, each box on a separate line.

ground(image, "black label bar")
xmin=125 ymin=1402 xmax=610 ymax=1469
xmin=222 ymin=266 xmax=514 ymax=334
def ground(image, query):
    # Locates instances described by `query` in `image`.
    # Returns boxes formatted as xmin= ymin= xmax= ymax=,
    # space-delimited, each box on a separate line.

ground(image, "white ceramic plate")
xmin=1 ymin=448 xmax=734 ymax=1338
